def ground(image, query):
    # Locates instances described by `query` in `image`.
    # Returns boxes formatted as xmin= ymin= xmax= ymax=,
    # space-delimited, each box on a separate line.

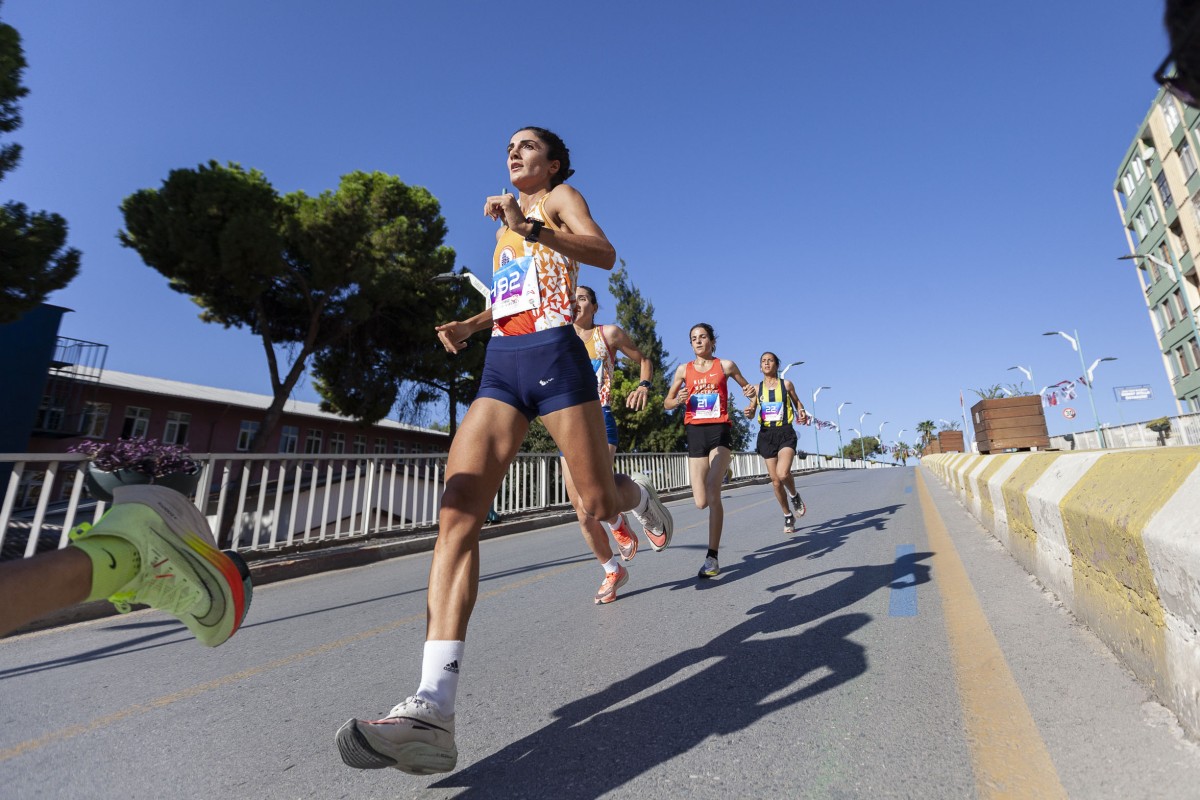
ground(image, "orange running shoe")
xmin=594 ymin=564 xmax=629 ymax=604
xmin=610 ymin=514 xmax=639 ymax=561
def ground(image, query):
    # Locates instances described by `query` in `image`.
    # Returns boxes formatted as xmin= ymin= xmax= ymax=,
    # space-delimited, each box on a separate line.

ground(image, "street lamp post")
xmin=780 ymin=360 xmax=804 ymax=381
xmin=811 ymin=385 xmax=830 ymax=458
xmin=1043 ymin=329 xmax=1117 ymax=449
xmin=896 ymin=429 xmax=906 ymax=465
xmin=1118 ymin=253 xmax=1200 ymax=375
xmin=433 ymin=270 xmax=491 ymax=305
xmin=858 ymin=411 xmax=872 ymax=467
xmin=877 ymin=421 xmax=888 ymax=463
xmin=851 ymin=428 xmax=863 ymax=467
xmin=836 ymin=401 xmax=852 ymax=462
xmin=1008 ymin=365 xmax=1034 ymax=393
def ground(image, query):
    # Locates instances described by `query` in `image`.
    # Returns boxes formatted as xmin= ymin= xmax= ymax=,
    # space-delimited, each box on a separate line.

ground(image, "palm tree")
xmin=894 ymin=441 xmax=912 ymax=466
xmin=916 ymin=420 xmax=936 ymax=447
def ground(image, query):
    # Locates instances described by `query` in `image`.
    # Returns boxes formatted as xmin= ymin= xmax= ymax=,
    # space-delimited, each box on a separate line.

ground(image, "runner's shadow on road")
xmin=432 ymin=599 xmax=871 ymax=799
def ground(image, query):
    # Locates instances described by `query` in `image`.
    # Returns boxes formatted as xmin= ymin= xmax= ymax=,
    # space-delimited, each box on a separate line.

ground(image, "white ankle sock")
xmin=415 ymin=640 xmax=464 ymax=716
xmin=602 ymin=555 xmax=620 ymax=573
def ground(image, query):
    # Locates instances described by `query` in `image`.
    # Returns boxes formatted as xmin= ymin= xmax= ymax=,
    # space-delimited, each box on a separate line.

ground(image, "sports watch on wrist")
xmin=524 ymin=217 xmax=544 ymax=243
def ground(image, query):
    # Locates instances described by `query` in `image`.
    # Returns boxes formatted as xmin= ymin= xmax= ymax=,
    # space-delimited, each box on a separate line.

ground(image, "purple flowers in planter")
xmin=68 ymin=437 xmax=197 ymax=477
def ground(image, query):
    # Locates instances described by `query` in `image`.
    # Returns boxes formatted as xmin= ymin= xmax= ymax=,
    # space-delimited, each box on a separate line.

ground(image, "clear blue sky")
xmin=3 ymin=1 xmax=1180 ymax=450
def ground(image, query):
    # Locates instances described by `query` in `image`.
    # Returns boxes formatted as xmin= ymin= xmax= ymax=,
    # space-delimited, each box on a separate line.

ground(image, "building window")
xmin=374 ymin=437 xmax=387 ymax=454
xmin=1122 ymin=172 xmax=1136 ymax=196
xmin=329 ymin=432 xmax=345 ymax=454
xmin=1131 ymin=156 xmax=1146 ymax=182
xmin=1162 ymin=96 xmax=1183 ymax=132
xmin=1174 ymin=290 xmax=1189 ymax=322
xmin=1177 ymin=346 xmax=1191 ymax=377
xmin=1134 ymin=213 xmax=1148 ymax=239
xmin=121 ymin=407 xmax=151 ymax=439
xmin=163 ymin=411 xmax=191 ymax=445
xmin=304 ymin=429 xmax=323 ymax=454
xmin=1165 ymin=298 xmax=1178 ymax=327
xmin=393 ymin=441 xmax=407 ymax=455
xmin=82 ymin=402 xmax=110 ymax=438
xmin=1145 ymin=201 xmax=1160 ymax=226
xmin=279 ymin=425 xmax=299 ymax=454
xmin=353 ymin=434 xmax=367 ymax=454
xmin=36 ymin=397 xmax=65 ymax=432
xmin=1191 ymin=338 xmax=1200 ymax=371
xmin=1180 ymin=142 xmax=1198 ymax=178
xmin=237 ymin=421 xmax=259 ymax=452
xmin=1153 ymin=304 xmax=1167 ymax=333
xmin=1156 ymin=171 xmax=1175 ymax=209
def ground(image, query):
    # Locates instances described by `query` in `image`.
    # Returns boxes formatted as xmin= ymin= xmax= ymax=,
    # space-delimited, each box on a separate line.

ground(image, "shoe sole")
xmin=336 ymin=719 xmax=458 ymax=775
xmin=698 ymin=570 xmax=719 ymax=580
xmin=631 ymin=473 xmax=673 ymax=551
xmin=110 ymin=485 xmax=251 ymax=647
xmin=595 ymin=569 xmax=629 ymax=604
xmin=615 ymin=536 xmax=638 ymax=561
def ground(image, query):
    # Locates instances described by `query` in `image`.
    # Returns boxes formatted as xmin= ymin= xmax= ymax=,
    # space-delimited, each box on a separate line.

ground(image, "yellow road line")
xmin=0 ymin=562 xmax=581 ymax=763
xmin=916 ymin=470 xmax=1066 ymax=799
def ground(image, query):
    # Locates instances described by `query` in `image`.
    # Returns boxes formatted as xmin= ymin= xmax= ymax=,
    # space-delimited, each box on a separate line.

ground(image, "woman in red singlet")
xmin=664 ymin=322 xmax=755 ymax=579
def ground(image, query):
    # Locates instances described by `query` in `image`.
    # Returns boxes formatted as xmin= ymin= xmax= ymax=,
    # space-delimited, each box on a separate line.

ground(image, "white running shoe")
xmin=630 ymin=473 xmax=673 ymax=551
xmin=336 ymin=696 xmax=458 ymax=775
xmin=698 ymin=556 xmax=720 ymax=579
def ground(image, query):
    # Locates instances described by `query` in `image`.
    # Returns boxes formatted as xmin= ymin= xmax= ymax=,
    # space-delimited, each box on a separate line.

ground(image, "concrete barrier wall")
xmin=923 ymin=448 xmax=1200 ymax=740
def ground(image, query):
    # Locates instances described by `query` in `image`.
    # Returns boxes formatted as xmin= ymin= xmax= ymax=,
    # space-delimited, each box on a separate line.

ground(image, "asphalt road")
xmin=3 ymin=466 xmax=1199 ymax=799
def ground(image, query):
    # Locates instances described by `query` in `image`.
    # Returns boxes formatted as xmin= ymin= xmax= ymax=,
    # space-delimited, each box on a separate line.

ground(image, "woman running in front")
xmin=746 ymin=351 xmax=809 ymax=534
xmin=337 ymin=127 xmax=673 ymax=776
xmin=565 ymin=285 xmax=659 ymax=605
xmin=664 ymin=322 xmax=755 ymax=579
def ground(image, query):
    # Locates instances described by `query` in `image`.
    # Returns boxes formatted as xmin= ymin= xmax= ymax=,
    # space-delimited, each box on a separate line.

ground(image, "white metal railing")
xmin=1 ymin=449 xmax=891 ymax=560
xmin=1048 ymin=411 xmax=1200 ymax=451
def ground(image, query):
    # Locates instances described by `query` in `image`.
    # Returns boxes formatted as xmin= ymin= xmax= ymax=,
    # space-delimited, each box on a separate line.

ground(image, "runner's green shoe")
xmin=69 ymin=485 xmax=251 ymax=647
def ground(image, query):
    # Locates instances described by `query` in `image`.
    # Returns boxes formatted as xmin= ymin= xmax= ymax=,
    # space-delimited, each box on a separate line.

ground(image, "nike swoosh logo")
xmin=539 ymin=378 xmax=554 ymax=386
xmin=101 ymin=548 xmax=117 ymax=569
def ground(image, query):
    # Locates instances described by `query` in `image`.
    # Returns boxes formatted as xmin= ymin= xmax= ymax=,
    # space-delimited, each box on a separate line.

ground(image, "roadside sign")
xmin=1063 ymin=407 xmax=1077 ymax=420
xmin=1114 ymin=385 xmax=1153 ymax=402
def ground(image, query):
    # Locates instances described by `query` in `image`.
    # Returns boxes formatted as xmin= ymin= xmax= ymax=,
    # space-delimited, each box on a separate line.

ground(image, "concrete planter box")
xmin=971 ymin=396 xmax=1049 ymax=454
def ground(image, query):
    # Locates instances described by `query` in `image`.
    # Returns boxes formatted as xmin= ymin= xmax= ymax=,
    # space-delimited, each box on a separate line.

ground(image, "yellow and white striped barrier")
xmin=924 ymin=448 xmax=1200 ymax=739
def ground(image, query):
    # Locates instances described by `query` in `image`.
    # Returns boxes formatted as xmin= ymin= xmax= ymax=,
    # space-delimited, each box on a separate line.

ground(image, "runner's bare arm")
xmin=539 ymin=185 xmax=617 ymax=268
xmin=665 ymin=364 xmax=689 ymax=410
xmin=608 ymin=325 xmax=653 ymax=410
xmin=784 ymin=379 xmax=810 ymax=424
xmin=436 ymin=308 xmax=492 ymax=354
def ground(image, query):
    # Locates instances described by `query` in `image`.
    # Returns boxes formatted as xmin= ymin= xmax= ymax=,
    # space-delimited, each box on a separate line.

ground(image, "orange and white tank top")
xmin=584 ymin=325 xmax=615 ymax=406
xmin=683 ymin=359 xmax=729 ymax=425
xmin=490 ymin=195 xmax=578 ymax=337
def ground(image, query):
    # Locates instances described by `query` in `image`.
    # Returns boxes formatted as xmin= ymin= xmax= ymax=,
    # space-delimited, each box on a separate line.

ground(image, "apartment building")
xmin=1114 ymin=88 xmax=1200 ymax=413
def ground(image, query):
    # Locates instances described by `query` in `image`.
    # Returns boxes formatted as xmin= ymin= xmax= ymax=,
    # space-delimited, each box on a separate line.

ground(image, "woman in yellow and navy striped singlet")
xmin=746 ymin=351 xmax=810 ymax=534
xmin=561 ymin=285 xmax=658 ymax=605
xmin=339 ymin=128 xmax=675 ymax=775
xmin=665 ymin=322 xmax=757 ymax=580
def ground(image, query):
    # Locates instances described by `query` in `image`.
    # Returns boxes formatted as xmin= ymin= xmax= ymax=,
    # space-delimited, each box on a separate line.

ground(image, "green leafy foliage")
xmin=0 ymin=9 xmax=79 ymax=323
xmin=119 ymin=163 xmax=457 ymax=452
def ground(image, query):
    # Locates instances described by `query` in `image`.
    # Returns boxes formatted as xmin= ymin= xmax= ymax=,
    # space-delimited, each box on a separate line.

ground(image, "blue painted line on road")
xmin=890 ymin=543 xmax=918 ymax=617
xmin=905 ymin=486 xmax=913 ymax=493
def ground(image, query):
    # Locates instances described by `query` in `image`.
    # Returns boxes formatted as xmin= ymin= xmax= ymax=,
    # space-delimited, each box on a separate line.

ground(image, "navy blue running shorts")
xmin=601 ymin=405 xmax=618 ymax=447
xmin=478 ymin=325 xmax=599 ymax=421
xmin=686 ymin=422 xmax=732 ymax=457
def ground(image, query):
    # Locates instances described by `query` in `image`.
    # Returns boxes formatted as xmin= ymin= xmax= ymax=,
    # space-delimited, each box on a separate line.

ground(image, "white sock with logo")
xmin=415 ymin=640 xmax=464 ymax=716
xmin=602 ymin=555 xmax=620 ymax=573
